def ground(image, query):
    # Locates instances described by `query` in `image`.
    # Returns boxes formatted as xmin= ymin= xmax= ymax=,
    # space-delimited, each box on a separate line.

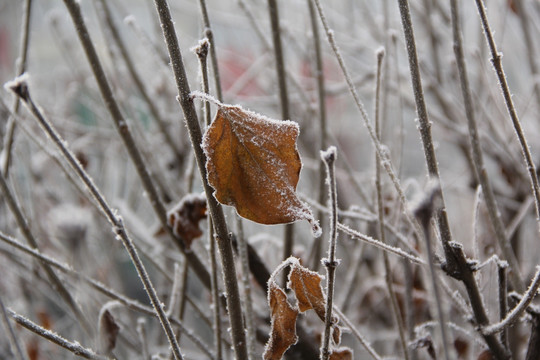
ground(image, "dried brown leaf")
xmin=329 ymin=347 xmax=353 ymax=360
xmin=288 ymin=262 xmax=327 ymax=321
xmin=167 ymin=193 xmax=207 ymax=249
xmin=263 ymin=283 xmax=299 ymax=360
xmin=202 ymin=104 xmax=320 ymax=235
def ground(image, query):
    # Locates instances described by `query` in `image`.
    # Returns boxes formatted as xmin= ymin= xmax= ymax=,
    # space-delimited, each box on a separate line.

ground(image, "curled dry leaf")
xmin=288 ymin=262 xmax=341 ymax=345
xmin=263 ymin=283 xmax=299 ymax=360
xmin=166 ymin=193 xmax=207 ymax=249
xmin=202 ymin=104 xmax=321 ymax=236
xmin=288 ymin=262 xmax=331 ymax=322
xmin=329 ymin=347 xmax=353 ymax=360
xmin=98 ymin=309 xmax=120 ymax=354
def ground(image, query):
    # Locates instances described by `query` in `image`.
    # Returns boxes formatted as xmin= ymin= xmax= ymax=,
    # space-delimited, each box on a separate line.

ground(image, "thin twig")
xmin=1 ymin=0 xmax=32 ymax=176
xmin=396 ymin=0 xmax=455 ymax=260
xmin=474 ymin=0 xmax=540 ymax=236
xmin=374 ymin=48 xmax=409 ymax=360
xmin=198 ymin=0 xmax=223 ymax=102
xmin=307 ymin=0 xmax=327 ymax=272
xmin=0 ymin=296 xmax=29 ymax=360
xmin=4 ymin=78 xmax=184 ymax=360
xmin=8 ymin=309 xmax=109 ymax=360
xmin=450 ymin=0 xmax=524 ymax=292
xmin=236 ymin=217 xmax=256 ymax=360
xmin=483 ymin=266 xmax=540 ymax=335
xmin=0 ymin=140 xmax=92 ymax=335
xmin=194 ymin=39 xmax=223 ymax=360
xmin=310 ymin=0 xmax=421 ymax=244
xmin=0 ymin=230 xmax=214 ymax=359
xmin=97 ymin=0 xmax=185 ymax=170
xmin=61 ymin=0 xmax=212 ymax=290
xmin=498 ymin=262 xmax=509 ymax=348
xmin=136 ymin=319 xmax=150 ymax=360
xmin=511 ymin=0 xmax=540 ymax=109
xmin=151 ymin=0 xmax=248 ymax=358
xmin=338 ymin=222 xmax=424 ymax=265
xmin=412 ymin=183 xmax=451 ymax=360
xmin=320 ymin=146 xmax=338 ymax=360
xmin=332 ymin=306 xmax=382 ymax=360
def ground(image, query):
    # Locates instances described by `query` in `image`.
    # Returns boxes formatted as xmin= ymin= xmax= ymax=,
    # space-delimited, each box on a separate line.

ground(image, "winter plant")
xmin=1 ymin=0 xmax=540 ymax=359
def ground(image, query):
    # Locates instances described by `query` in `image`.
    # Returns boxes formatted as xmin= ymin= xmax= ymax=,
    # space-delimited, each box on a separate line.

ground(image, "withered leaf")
xmin=287 ymin=262 xmax=327 ymax=321
xmin=98 ymin=309 xmax=120 ymax=354
xmin=332 ymin=325 xmax=341 ymax=345
xmin=263 ymin=283 xmax=299 ymax=360
xmin=166 ymin=193 xmax=207 ymax=249
xmin=202 ymin=104 xmax=320 ymax=236
xmin=329 ymin=347 xmax=353 ymax=360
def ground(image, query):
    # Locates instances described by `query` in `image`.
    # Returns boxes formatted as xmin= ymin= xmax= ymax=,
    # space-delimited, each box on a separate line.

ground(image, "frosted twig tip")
xmin=191 ymin=38 xmax=210 ymax=57
xmin=4 ymin=73 xmax=30 ymax=101
xmin=376 ymin=46 xmax=385 ymax=59
xmin=320 ymin=146 xmax=337 ymax=163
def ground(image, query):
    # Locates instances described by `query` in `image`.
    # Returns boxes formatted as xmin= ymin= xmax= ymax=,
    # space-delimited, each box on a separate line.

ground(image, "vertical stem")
xmin=195 ymin=39 xmax=223 ymax=360
xmin=137 ymin=319 xmax=150 ymax=360
xmin=61 ymin=0 xmax=212 ymax=290
xmin=1 ymin=0 xmax=32 ymax=176
xmin=412 ymin=186 xmax=451 ymax=360
xmin=396 ymin=0 xmax=455 ymax=258
xmin=151 ymin=1 xmax=248 ymax=358
xmin=511 ymin=0 xmax=540 ymax=110
xmin=320 ymin=147 xmax=338 ymax=360
xmin=449 ymin=0 xmax=524 ymax=292
xmin=198 ymin=0 xmax=223 ymax=102
xmin=421 ymin=0 xmax=442 ymax=83
xmin=474 ymin=0 xmax=540 ymax=238
xmin=374 ymin=48 xmax=409 ymax=360
xmin=236 ymin=218 xmax=256 ymax=360
xmin=267 ymin=0 xmax=295 ymax=274
xmin=307 ymin=0 xmax=327 ymax=271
